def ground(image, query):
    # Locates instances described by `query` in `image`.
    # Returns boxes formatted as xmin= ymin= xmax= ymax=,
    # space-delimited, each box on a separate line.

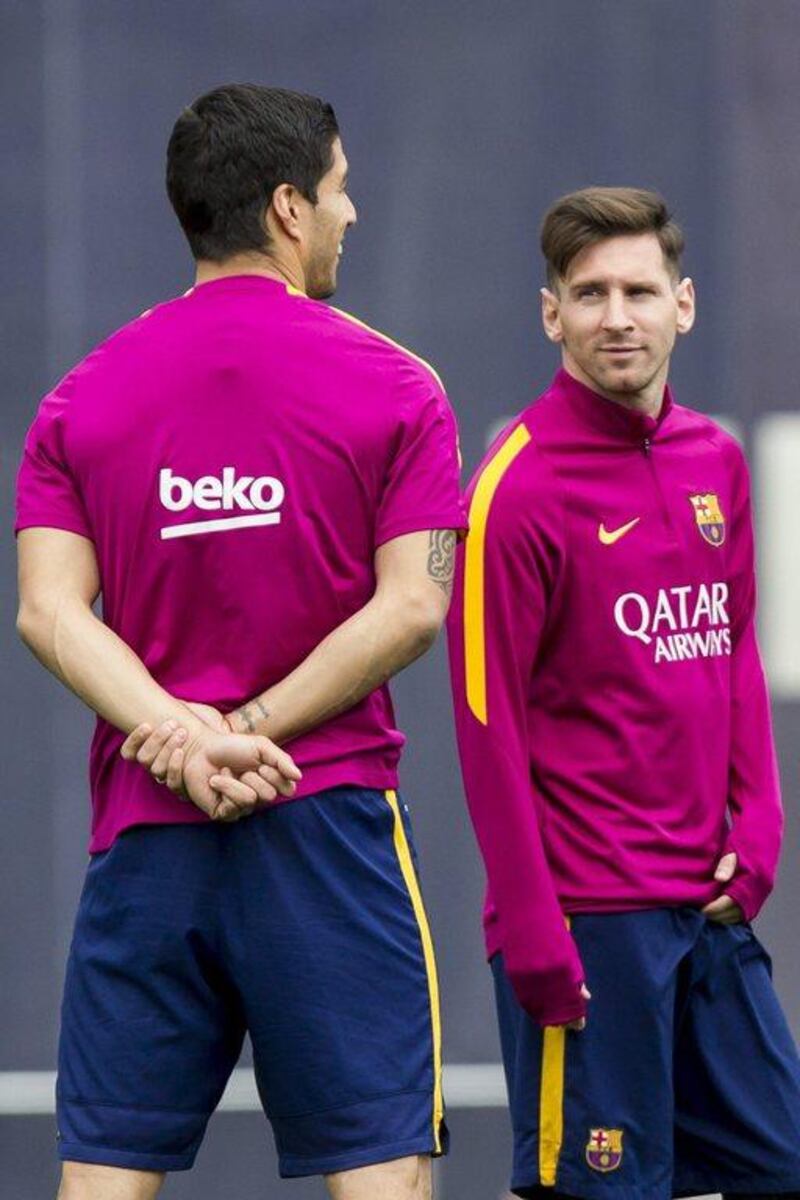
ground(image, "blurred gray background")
xmin=2 ymin=2 xmax=799 ymax=1197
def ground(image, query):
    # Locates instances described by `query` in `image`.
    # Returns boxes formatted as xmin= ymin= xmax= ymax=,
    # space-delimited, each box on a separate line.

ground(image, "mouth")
xmin=600 ymin=346 xmax=642 ymax=355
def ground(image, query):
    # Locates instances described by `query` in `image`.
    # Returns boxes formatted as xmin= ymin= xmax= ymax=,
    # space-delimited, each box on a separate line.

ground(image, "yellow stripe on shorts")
xmin=539 ymin=914 xmax=571 ymax=1186
xmin=539 ymin=1025 xmax=566 ymax=1186
xmin=384 ymin=789 xmax=444 ymax=1152
xmin=463 ymin=423 xmax=531 ymax=725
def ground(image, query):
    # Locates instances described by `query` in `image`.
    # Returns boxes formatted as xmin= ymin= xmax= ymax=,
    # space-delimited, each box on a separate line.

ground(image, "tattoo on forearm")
xmin=238 ymin=706 xmax=257 ymax=734
xmin=231 ymin=700 xmax=270 ymax=734
xmin=427 ymin=529 xmax=456 ymax=596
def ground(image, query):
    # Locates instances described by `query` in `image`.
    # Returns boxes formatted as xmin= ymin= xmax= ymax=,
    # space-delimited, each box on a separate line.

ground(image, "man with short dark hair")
xmin=16 ymin=84 xmax=464 ymax=1200
xmin=448 ymin=186 xmax=800 ymax=1199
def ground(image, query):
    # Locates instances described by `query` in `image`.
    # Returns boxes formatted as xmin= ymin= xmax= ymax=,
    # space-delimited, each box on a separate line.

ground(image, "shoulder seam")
xmin=474 ymin=419 xmax=562 ymax=500
xmin=329 ymin=306 xmax=444 ymax=390
xmin=675 ymin=404 xmax=740 ymax=450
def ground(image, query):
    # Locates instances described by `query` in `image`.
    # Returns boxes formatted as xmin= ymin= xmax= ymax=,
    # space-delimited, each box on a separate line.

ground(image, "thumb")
xmin=714 ymin=851 xmax=738 ymax=882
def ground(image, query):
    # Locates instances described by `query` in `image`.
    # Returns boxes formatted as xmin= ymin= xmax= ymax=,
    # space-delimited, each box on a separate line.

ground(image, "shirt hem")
xmin=89 ymin=762 xmax=401 ymax=853
xmin=484 ymin=895 xmax=727 ymax=959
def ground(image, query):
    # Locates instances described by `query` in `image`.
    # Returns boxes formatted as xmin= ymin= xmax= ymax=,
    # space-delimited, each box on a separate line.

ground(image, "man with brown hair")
xmin=447 ymin=187 xmax=800 ymax=1199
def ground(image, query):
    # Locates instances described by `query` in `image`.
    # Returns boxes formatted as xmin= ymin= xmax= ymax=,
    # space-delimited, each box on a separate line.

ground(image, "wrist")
xmin=227 ymin=698 xmax=272 ymax=736
xmin=176 ymin=711 xmax=208 ymax=742
xmin=180 ymin=719 xmax=212 ymax=764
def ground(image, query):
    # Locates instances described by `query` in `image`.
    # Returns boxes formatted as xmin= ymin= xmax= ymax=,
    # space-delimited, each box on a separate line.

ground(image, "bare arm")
xmin=16 ymin=528 xmax=299 ymax=818
xmin=227 ymin=528 xmax=457 ymax=740
xmin=17 ymin=528 xmax=204 ymax=734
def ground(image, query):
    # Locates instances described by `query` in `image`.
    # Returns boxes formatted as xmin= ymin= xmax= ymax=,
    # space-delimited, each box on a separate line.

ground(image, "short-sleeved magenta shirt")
xmin=16 ymin=276 xmax=466 ymax=850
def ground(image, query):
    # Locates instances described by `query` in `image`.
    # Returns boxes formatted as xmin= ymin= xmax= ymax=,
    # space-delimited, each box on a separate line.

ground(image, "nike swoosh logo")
xmin=598 ymin=517 xmax=641 ymax=545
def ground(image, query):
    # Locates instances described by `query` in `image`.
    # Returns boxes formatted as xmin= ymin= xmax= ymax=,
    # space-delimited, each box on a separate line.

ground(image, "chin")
xmin=307 ymin=273 xmax=337 ymax=301
xmin=606 ymin=376 xmax=643 ymax=394
xmin=594 ymin=366 xmax=649 ymax=395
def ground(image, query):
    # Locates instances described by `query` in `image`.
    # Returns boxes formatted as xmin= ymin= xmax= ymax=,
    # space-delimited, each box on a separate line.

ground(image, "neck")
xmin=194 ymin=250 xmax=306 ymax=294
xmin=561 ymin=354 xmax=667 ymax=418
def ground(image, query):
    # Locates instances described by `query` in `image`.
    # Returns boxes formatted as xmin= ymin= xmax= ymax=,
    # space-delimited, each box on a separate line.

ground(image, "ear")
xmin=270 ymin=183 xmax=304 ymax=243
xmin=675 ymin=276 xmax=695 ymax=335
xmin=540 ymin=286 xmax=563 ymax=344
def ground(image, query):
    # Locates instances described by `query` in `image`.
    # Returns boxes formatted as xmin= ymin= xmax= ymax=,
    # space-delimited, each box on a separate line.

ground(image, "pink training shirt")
xmin=16 ymin=275 xmax=466 ymax=851
xmin=447 ymin=368 xmax=782 ymax=1026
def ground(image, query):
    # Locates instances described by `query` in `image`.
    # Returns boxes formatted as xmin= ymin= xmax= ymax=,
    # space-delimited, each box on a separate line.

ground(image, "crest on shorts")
xmin=586 ymin=1127 xmax=623 ymax=1172
xmin=688 ymin=492 xmax=726 ymax=546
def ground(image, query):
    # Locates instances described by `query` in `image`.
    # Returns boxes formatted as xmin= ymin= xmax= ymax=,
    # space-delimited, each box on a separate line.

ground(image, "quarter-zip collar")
xmin=553 ymin=366 xmax=674 ymax=444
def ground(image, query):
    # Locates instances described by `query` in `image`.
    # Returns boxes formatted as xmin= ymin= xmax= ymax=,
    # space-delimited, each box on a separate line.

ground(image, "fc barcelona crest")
xmin=688 ymin=492 xmax=726 ymax=546
xmin=586 ymin=1127 xmax=623 ymax=1172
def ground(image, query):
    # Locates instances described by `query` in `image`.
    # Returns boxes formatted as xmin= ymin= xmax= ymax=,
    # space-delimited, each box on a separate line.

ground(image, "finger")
xmin=701 ymin=896 xmax=730 ymax=916
xmin=714 ymin=852 xmax=738 ymax=883
xmin=702 ymin=895 xmax=741 ymax=922
xmin=257 ymin=764 xmax=296 ymax=797
xmin=566 ymin=1017 xmax=586 ymax=1032
xmin=120 ymin=724 xmax=153 ymax=760
xmin=165 ymin=747 xmax=185 ymax=793
xmin=135 ymin=720 xmax=180 ymax=767
xmin=238 ymin=771 xmax=277 ymax=803
xmin=580 ymin=984 xmax=592 ymax=1001
xmin=254 ymin=738 xmax=302 ymax=781
xmin=149 ymin=729 xmax=188 ymax=780
xmin=209 ymin=774 xmax=260 ymax=814
xmin=211 ymin=796 xmax=244 ymax=823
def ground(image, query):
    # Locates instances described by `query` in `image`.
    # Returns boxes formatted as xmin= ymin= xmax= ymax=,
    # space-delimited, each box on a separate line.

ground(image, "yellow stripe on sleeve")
xmin=385 ymin=789 xmax=445 ymax=1153
xmin=463 ymin=423 xmax=532 ymax=724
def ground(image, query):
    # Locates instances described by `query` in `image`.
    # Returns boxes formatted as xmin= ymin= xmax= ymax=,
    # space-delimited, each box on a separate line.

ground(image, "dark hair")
xmin=540 ymin=187 xmax=684 ymax=288
xmin=166 ymin=84 xmax=339 ymax=261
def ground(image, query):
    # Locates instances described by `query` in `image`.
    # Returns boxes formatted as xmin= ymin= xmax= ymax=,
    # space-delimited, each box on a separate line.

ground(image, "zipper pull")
xmin=643 ymin=437 xmax=651 ymax=455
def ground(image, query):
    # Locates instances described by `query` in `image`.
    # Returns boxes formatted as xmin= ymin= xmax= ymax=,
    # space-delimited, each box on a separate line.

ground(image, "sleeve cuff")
xmin=726 ymin=874 xmax=772 ymax=923
xmin=15 ymin=515 xmax=93 ymax=541
xmin=504 ymin=945 xmax=587 ymax=1028
xmin=374 ymin=511 xmax=469 ymax=548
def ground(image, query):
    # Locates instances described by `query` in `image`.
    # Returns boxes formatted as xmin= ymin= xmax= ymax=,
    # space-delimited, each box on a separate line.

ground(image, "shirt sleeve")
xmin=722 ymin=443 xmax=782 ymax=921
xmin=374 ymin=371 xmax=467 ymax=548
xmin=446 ymin=427 xmax=586 ymax=1027
xmin=15 ymin=386 xmax=92 ymax=540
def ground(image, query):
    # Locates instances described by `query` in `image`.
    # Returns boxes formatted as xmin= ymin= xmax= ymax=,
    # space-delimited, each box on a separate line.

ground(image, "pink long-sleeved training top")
xmin=447 ymin=367 xmax=782 ymax=1027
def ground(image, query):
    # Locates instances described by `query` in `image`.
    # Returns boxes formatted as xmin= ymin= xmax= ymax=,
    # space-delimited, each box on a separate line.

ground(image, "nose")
xmin=347 ymin=196 xmax=357 ymax=227
xmin=601 ymin=290 xmax=634 ymax=333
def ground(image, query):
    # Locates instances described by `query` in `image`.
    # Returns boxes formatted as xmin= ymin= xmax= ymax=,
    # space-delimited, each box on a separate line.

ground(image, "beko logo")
xmin=158 ymin=468 xmax=285 ymax=540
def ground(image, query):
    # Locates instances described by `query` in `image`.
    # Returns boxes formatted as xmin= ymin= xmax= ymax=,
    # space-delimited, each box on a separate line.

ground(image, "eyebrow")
xmin=569 ymin=278 xmax=659 ymax=291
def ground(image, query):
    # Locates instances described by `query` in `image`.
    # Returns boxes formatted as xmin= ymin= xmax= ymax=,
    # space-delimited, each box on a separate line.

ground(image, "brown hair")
xmin=540 ymin=187 xmax=684 ymax=288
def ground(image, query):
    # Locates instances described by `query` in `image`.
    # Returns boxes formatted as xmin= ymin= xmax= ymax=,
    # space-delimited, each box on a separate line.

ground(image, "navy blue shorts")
xmin=57 ymin=787 xmax=446 ymax=1177
xmin=492 ymin=909 xmax=800 ymax=1200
